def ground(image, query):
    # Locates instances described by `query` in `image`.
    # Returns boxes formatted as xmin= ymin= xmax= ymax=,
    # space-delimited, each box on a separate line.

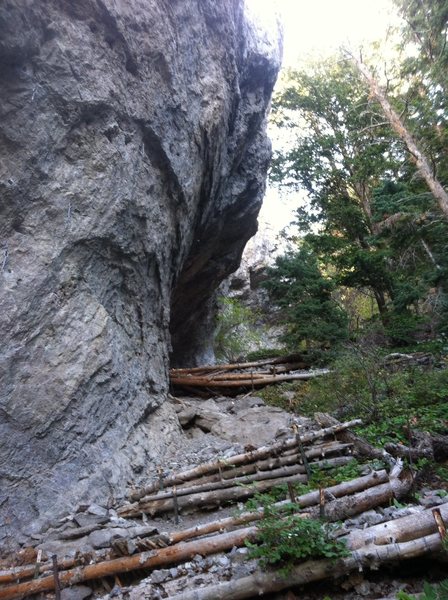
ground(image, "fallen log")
xmin=314 ymin=413 xmax=393 ymax=464
xmin=0 ymin=557 xmax=83 ymax=587
xmin=0 ymin=470 xmax=387 ymax=588
xmin=128 ymin=419 xmax=362 ymax=500
xmin=0 ymin=469 xmax=385 ymax=590
xmin=0 ymin=471 xmax=409 ymax=599
xmin=167 ymin=469 xmax=391 ymax=544
xmin=170 ymin=443 xmax=353 ymax=490
xmin=122 ymin=455 xmax=354 ymax=513
xmin=170 ymin=354 xmax=306 ymax=375
xmin=171 ymin=371 xmax=329 ymax=388
xmin=168 ymin=534 xmax=442 ymax=600
xmin=0 ymin=527 xmax=257 ymax=600
xmin=0 ymin=525 xmax=157 ymax=585
xmin=349 ymin=501 xmax=448 ymax=549
xmin=288 ymin=469 xmax=389 ymax=510
xmin=306 ymin=471 xmax=413 ymax=522
xmin=121 ymin=465 xmax=308 ymax=515
xmin=195 ymin=364 xmax=307 ymax=381
xmin=120 ymin=472 xmax=309 ymax=517
xmin=385 ymin=430 xmax=448 ymax=462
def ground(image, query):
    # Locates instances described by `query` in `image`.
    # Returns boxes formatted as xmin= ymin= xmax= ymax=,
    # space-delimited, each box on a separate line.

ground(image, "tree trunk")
xmin=0 ymin=473 xmax=420 ymax=600
xmin=170 ymin=354 xmax=306 ymax=375
xmin=167 ymin=534 xmax=442 ymax=600
xmin=349 ymin=501 xmax=448 ymax=549
xmin=170 ymin=371 xmax=329 ymax=388
xmin=121 ymin=455 xmax=353 ymax=514
xmin=120 ymin=472 xmax=310 ymax=517
xmin=178 ymin=441 xmax=352 ymax=486
xmin=0 ymin=528 xmax=257 ymax=600
xmin=354 ymin=57 xmax=448 ymax=219
xmin=0 ymin=470 xmax=389 ymax=586
xmin=168 ymin=469 xmax=390 ymax=544
xmin=306 ymin=472 xmax=412 ymax=521
xmin=385 ymin=430 xmax=448 ymax=462
xmin=314 ymin=413 xmax=393 ymax=464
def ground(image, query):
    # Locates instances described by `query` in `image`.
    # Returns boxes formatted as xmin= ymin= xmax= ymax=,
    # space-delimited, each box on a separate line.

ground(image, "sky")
xmin=246 ymin=0 xmax=397 ymax=65
xmin=245 ymin=0 xmax=398 ymax=233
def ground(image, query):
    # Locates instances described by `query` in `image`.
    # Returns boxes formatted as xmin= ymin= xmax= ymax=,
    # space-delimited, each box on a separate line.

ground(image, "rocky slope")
xmin=0 ymin=0 xmax=281 ymax=546
xmin=1 ymin=394 xmax=445 ymax=600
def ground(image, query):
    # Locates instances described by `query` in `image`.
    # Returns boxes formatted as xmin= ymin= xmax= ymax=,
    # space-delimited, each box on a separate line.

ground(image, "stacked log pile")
xmin=1 ymin=480 xmax=446 ymax=599
xmin=169 ymin=505 xmax=447 ymax=600
xmin=120 ymin=418 xmax=361 ymax=517
xmin=170 ymin=355 xmax=328 ymax=395
xmin=0 ymin=416 xmax=446 ymax=600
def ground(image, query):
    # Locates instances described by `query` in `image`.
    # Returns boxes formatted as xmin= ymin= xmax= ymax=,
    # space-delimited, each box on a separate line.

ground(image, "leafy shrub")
xmin=296 ymin=341 xmax=448 ymax=446
xmin=246 ymin=499 xmax=349 ymax=574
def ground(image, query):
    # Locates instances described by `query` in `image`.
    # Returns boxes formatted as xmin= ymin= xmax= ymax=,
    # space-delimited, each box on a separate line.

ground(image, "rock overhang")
xmin=0 ymin=0 xmax=282 ymax=545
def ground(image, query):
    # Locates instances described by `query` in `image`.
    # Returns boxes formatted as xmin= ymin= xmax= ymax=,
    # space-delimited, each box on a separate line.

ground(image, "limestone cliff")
xmin=0 ymin=0 xmax=281 ymax=543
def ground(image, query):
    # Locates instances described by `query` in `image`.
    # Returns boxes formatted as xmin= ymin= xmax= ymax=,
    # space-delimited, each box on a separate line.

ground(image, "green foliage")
xmin=308 ymin=461 xmax=364 ymax=488
xmin=394 ymin=0 xmax=448 ymax=186
xmin=396 ymin=580 xmax=448 ymax=600
xmin=270 ymin=37 xmax=448 ymax=345
xmin=270 ymin=57 xmax=403 ymax=332
xmin=257 ymin=382 xmax=302 ymax=412
xmin=214 ymin=297 xmax=262 ymax=362
xmin=245 ymin=348 xmax=287 ymax=361
xmin=297 ymin=342 xmax=448 ymax=447
xmin=264 ymin=245 xmax=349 ymax=351
xmin=244 ymin=460 xmax=367 ymax=508
xmin=246 ymin=497 xmax=349 ymax=573
xmin=298 ymin=342 xmax=392 ymax=422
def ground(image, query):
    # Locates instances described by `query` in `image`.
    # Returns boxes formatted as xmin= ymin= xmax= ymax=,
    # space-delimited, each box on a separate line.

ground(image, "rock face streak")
xmin=0 ymin=0 xmax=280 ymax=540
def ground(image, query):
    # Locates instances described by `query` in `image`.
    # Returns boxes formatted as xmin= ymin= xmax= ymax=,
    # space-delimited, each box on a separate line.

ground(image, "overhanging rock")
xmin=0 ymin=0 xmax=281 ymax=544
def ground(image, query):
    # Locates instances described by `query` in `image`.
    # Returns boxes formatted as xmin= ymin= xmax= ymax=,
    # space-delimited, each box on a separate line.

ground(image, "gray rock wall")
xmin=0 ymin=0 xmax=280 ymax=543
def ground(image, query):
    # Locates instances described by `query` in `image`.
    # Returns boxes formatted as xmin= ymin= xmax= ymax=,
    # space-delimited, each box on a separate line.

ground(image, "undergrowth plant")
xmin=396 ymin=580 xmax=448 ymax=600
xmin=245 ymin=495 xmax=349 ymax=574
xmin=286 ymin=343 xmax=448 ymax=448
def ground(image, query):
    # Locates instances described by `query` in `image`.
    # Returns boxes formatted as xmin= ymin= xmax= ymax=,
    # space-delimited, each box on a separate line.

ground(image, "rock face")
xmin=0 ymin=0 xmax=281 ymax=543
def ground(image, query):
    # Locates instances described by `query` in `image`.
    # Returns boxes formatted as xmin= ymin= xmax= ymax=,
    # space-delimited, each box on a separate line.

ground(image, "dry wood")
xmin=385 ymin=430 xmax=448 ymax=462
xmin=349 ymin=501 xmax=448 ymax=549
xmin=170 ymin=354 xmax=306 ymax=375
xmin=122 ymin=455 xmax=354 ymax=511
xmin=432 ymin=508 xmax=447 ymax=540
xmin=128 ymin=418 xmax=362 ymax=501
xmin=168 ymin=533 xmax=442 ymax=600
xmin=0 ymin=527 xmax=257 ymax=600
xmin=0 ymin=557 xmax=79 ymax=586
xmin=125 ymin=463 xmax=307 ymax=507
xmin=119 ymin=472 xmax=309 ymax=517
xmin=314 ymin=413 xmax=392 ymax=463
xmin=183 ymin=364 xmax=305 ymax=381
xmin=171 ymin=371 xmax=328 ymax=388
xmin=170 ymin=442 xmax=352 ymax=490
xmin=0 ymin=470 xmax=407 ymax=599
xmin=289 ymin=469 xmax=389 ymax=510
xmin=198 ymin=373 xmax=274 ymax=381
xmin=306 ymin=472 xmax=413 ymax=522
xmin=51 ymin=556 xmax=60 ymax=600
xmin=168 ymin=469 xmax=389 ymax=544
xmin=0 ymin=470 xmax=387 ymax=588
